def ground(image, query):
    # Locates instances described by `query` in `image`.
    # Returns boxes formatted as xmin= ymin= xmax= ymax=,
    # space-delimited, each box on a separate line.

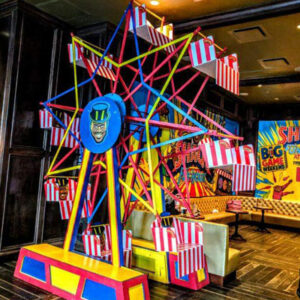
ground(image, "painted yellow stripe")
xmin=46 ymin=37 xmax=80 ymax=176
xmin=129 ymin=284 xmax=144 ymax=300
xmin=73 ymin=37 xmax=118 ymax=67
xmin=64 ymin=149 xmax=91 ymax=251
xmin=24 ymin=244 xmax=143 ymax=281
xmin=50 ymin=266 xmax=80 ymax=294
xmin=119 ymin=178 xmax=155 ymax=214
xmin=106 ymin=149 xmax=120 ymax=267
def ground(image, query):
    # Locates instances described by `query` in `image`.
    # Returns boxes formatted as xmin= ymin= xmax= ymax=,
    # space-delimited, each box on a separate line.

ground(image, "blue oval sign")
xmin=80 ymin=95 xmax=122 ymax=153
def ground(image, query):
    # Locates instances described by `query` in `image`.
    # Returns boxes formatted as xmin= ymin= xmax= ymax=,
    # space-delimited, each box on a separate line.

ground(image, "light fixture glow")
xmin=297 ymin=24 xmax=300 ymax=29
xmin=258 ymin=84 xmax=262 ymax=88
xmin=150 ymin=0 xmax=160 ymax=5
xmin=274 ymin=97 xmax=280 ymax=101
xmin=240 ymin=92 xmax=249 ymax=96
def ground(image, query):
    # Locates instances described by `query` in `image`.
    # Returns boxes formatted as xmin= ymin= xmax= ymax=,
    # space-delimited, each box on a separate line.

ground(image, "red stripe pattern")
xmin=151 ymin=219 xmax=177 ymax=252
xmin=151 ymin=218 xmax=204 ymax=277
xmin=200 ymin=139 xmax=233 ymax=168
xmin=216 ymin=54 xmax=240 ymax=95
xmin=233 ymin=164 xmax=256 ymax=192
xmin=216 ymin=169 xmax=232 ymax=180
xmin=148 ymin=26 xmax=175 ymax=54
xmin=231 ymin=144 xmax=256 ymax=192
xmin=44 ymin=178 xmax=79 ymax=202
xmin=82 ymin=226 xmax=132 ymax=267
xmin=199 ymin=139 xmax=256 ymax=191
xmin=44 ymin=179 xmax=91 ymax=202
xmin=231 ymin=144 xmax=255 ymax=166
xmin=63 ymin=112 xmax=80 ymax=132
xmin=58 ymin=200 xmax=91 ymax=220
xmin=39 ymin=109 xmax=53 ymax=129
xmin=67 ymin=44 xmax=116 ymax=81
xmin=188 ymin=36 xmax=216 ymax=67
xmin=50 ymin=127 xmax=80 ymax=148
xmin=129 ymin=5 xmax=175 ymax=54
xmin=177 ymin=244 xmax=204 ymax=278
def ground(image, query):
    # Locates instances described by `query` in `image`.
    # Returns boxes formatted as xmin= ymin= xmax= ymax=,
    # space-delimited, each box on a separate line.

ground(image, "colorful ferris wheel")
xmin=15 ymin=1 xmax=256 ymax=299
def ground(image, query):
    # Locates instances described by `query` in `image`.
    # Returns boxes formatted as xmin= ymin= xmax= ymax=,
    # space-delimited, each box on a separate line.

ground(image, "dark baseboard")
xmin=209 ymin=271 xmax=236 ymax=287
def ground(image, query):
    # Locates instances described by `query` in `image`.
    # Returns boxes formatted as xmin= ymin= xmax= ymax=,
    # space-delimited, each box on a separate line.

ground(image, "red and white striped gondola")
xmin=129 ymin=5 xmax=175 ymax=54
xmin=200 ymin=139 xmax=256 ymax=192
xmin=39 ymin=109 xmax=53 ymax=129
xmin=44 ymin=178 xmax=92 ymax=220
xmin=50 ymin=127 xmax=80 ymax=148
xmin=151 ymin=217 xmax=204 ymax=278
xmin=68 ymin=44 xmax=116 ymax=81
xmin=44 ymin=178 xmax=91 ymax=202
xmin=59 ymin=200 xmax=91 ymax=220
xmin=189 ymin=36 xmax=239 ymax=95
xmin=39 ymin=109 xmax=81 ymax=149
xmin=231 ymin=144 xmax=256 ymax=192
xmin=82 ymin=224 xmax=132 ymax=268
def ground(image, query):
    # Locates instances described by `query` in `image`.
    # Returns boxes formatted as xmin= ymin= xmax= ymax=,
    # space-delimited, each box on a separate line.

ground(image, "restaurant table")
xmin=253 ymin=206 xmax=273 ymax=233
xmin=226 ymin=209 xmax=248 ymax=241
xmin=180 ymin=214 xmax=205 ymax=220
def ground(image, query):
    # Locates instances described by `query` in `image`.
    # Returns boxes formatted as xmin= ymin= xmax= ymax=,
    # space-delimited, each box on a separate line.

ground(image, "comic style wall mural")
xmin=255 ymin=120 xmax=300 ymax=202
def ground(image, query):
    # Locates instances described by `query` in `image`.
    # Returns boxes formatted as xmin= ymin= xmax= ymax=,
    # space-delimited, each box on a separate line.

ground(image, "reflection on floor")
xmin=0 ymin=224 xmax=299 ymax=299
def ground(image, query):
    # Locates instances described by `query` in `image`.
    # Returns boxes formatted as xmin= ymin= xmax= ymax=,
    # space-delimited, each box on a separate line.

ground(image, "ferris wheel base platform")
xmin=14 ymin=244 xmax=150 ymax=300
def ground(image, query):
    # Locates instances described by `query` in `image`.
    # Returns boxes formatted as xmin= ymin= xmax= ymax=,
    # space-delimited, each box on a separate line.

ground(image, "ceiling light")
xmin=295 ymin=66 xmax=300 ymax=72
xmin=274 ymin=97 xmax=280 ymax=101
xmin=194 ymin=0 xmax=203 ymax=2
xmin=258 ymin=84 xmax=262 ymax=88
xmin=297 ymin=24 xmax=300 ymax=29
xmin=150 ymin=0 xmax=159 ymax=5
xmin=240 ymin=92 xmax=249 ymax=96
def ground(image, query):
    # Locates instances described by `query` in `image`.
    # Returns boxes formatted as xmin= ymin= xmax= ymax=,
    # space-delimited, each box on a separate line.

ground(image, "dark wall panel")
xmin=0 ymin=16 xmax=11 ymax=115
xmin=1 ymin=155 xmax=42 ymax=248
xmin=11 ymin=16 xmax=54 ymax=148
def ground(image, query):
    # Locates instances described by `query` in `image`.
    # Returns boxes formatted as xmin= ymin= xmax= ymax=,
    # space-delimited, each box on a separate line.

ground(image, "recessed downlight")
xmin=258 ymin=84 xmax=262 ymax=88
xmin=150 ymin=0 xmax=159 ymax=5
xmin=274 ymin=97 xmax=280 ymax=101
xmin=297 ymin=24 xmax=300 ymax=30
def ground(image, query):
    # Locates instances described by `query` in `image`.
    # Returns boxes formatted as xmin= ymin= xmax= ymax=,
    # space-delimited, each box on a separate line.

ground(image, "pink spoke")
xmin=181 ymin=75 xmax=209 ymax=125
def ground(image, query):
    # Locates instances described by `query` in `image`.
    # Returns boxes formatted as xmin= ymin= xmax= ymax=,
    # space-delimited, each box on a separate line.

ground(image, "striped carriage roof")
xmin=129 ymin=5 xmax=175 ymax=54
xmin=67 ymin=44 xmax=116 ymax=81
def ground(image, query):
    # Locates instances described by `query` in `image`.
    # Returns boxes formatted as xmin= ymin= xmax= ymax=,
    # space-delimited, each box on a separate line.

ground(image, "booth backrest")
xmin=125 ymin=210 xmax=155 ymax=241
xmin=190 ymin=196 xmax=300 ymax=217
xmin=190 ymin=197 xmax=228 ymax=214
xmin=125 ymin=210 xmax=229 ymax=277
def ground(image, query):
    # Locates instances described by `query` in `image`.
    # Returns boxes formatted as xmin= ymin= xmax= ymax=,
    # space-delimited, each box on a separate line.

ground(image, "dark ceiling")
xmin=15 ymin=0 xmax=300 ymax=104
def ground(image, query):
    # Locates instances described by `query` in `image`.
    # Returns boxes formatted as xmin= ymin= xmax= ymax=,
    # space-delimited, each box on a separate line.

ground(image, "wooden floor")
xmin=0 ymin=224 xmax=299 ymax=299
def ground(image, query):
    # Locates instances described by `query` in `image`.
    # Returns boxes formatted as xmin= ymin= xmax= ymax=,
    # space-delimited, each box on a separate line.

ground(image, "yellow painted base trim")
xmin=197 ymin=268 xmax=206 ymax=282
xmin=129 ymin=283 xmax=144 ymax=300
xmin=24 ymin=244 xmax=143 ymax=282
xmin=50 ymin=266 xmax=80 ymax=294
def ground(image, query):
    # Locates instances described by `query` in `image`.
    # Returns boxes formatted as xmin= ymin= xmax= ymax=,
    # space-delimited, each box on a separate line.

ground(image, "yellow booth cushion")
xmin=226 ymin=248 xmax=240 ymax=276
